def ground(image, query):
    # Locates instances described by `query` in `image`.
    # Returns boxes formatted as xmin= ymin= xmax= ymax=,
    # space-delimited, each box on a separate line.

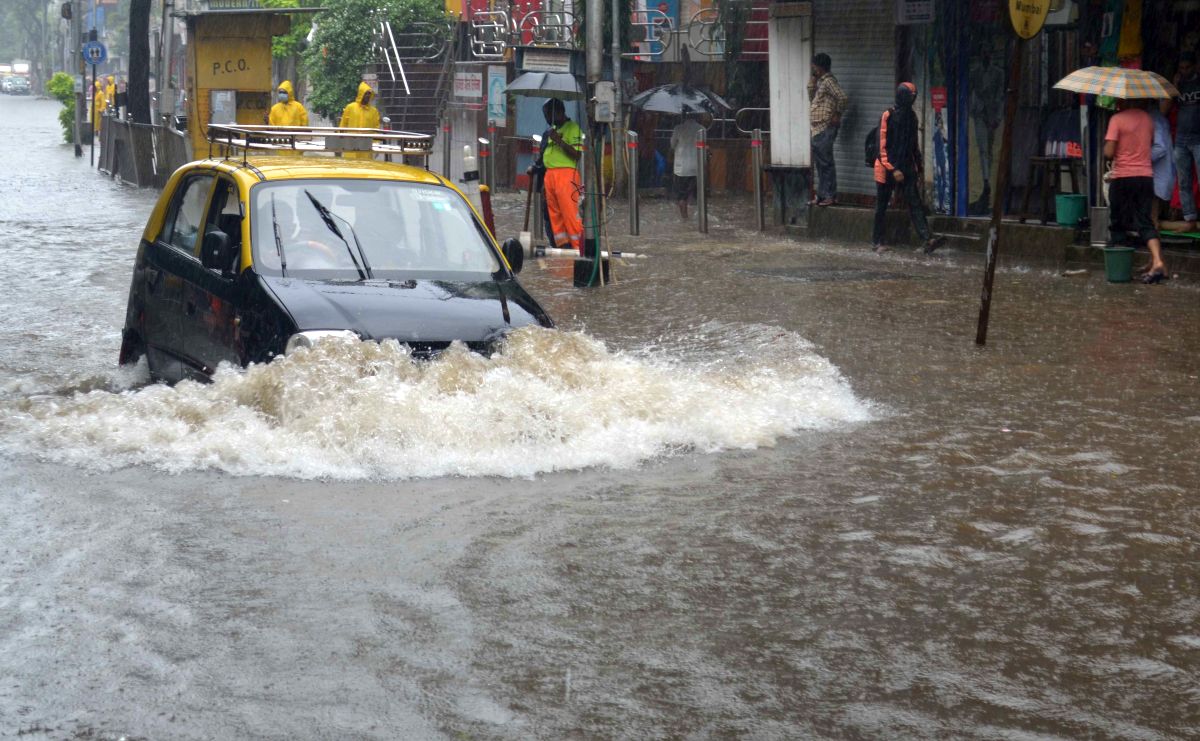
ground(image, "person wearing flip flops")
xmin=1105 ymin=99 xmax=1168 ymax=283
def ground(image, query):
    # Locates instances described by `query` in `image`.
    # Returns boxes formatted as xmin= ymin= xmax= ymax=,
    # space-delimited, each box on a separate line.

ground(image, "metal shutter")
xmin=813 ymin=0 xmax=895 ymax=197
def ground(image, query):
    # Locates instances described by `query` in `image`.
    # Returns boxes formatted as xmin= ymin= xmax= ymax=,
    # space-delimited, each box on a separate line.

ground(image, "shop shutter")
xmin=813 ymin=0 xmax=895 ymax=197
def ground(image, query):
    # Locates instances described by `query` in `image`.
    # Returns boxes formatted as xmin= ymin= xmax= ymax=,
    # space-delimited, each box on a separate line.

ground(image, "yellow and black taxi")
xmin=119 ymin=125 xmax=550 ymax=383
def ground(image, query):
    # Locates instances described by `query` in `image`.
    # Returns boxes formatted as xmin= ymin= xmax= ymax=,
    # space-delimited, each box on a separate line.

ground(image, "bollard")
xmin=487 ymin=124 xmax=498 ymax=191
xmin=696 ymin=128 xmax=708 ymax=234
xmin=531 ymin=135 xmax=544 ymax=242
xmin=441 ymin=116 xmax=452 ymax=178
xmin=627 ymin=130 xmax=639 ymax=236
xmin=478 ymin=137 xmax=491 ymax=189
xmin=752 ymin=128 xmax=765 ymax=232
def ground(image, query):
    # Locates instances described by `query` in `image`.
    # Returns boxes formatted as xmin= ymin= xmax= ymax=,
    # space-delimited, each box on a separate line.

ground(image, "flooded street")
xmin=2 ymin=95 xmax=1199 ymax=739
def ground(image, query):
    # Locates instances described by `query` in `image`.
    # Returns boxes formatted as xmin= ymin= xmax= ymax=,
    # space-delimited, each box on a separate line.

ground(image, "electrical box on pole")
xmin=593 ymin=81 xmax=615 ymax=123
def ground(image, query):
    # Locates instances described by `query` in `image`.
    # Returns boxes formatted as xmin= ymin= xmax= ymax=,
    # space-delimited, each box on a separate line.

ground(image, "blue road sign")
xmin=81 ymin=41 xmax=107 ymax=66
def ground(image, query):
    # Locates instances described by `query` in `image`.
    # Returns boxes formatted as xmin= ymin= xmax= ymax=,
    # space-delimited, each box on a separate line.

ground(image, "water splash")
xmin=1 ymin=325 xmax=871 ymax=479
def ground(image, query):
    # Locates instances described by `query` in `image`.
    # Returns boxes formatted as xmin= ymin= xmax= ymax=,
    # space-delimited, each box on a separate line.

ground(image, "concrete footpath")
xmin=805 ymin=203 xmax=1200 ymax=281
xmin=490 ymin=187 xmax=1200 ymax=282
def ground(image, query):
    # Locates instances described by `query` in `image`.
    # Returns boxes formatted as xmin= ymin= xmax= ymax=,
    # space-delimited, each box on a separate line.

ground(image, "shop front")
xmin=919 ymin=0 xmax=1198 ymax=224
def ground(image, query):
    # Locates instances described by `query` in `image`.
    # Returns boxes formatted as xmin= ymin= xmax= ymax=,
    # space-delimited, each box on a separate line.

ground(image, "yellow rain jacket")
xmin=269 ymin=80 xmax=309 ymax=126
xmin=92 ymin=80 xmax=105 ymax=130
xmin=104 ymin=75 xmax=116 ymax=106
xmin=338 ymin=82 xmax=381 ymax=159
xmin=339 ymin=81 xmax=381 ymax=128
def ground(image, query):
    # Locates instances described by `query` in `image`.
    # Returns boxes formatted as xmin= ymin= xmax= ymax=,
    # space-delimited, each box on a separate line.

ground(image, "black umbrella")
xmin=628 ymin=83 xmax=732 ymax=116
xmin=505 ymin=71 xmax=586 ymax=101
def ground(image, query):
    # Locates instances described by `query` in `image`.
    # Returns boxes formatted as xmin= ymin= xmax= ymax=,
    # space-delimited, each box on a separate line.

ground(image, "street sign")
xmin=81 ymin=41 xmax=107 ymax=65
xmin=486 ymin=66 xmax=506 ymax=124
xmin=1008 ymin=0 xmax=1050 ymax=40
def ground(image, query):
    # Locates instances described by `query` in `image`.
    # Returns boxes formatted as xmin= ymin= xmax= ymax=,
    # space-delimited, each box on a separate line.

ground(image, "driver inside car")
xmin=264 ymin=196 xmax=345 ymax=270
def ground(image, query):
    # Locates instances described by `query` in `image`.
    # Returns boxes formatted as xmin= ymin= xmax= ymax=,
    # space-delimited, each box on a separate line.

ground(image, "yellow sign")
xmin=1009 ymin=0 xmax=1050 ymax=39
xmin=196 ymin=38 xmax=272 ymax=90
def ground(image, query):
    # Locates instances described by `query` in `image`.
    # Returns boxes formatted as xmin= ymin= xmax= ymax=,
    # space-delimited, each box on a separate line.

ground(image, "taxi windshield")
xmin=251 ymin=179 xmax=500 ymax=280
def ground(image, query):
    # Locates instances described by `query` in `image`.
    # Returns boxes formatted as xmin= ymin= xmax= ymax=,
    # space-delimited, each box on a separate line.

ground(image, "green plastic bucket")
xmin=1103 ymin=246 xmax=1135 ymax=283
xmin=1055 ymin=194 xmax=1087 ymax=226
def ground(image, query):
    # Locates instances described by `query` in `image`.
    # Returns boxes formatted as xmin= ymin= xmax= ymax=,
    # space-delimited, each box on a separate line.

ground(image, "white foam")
xmin=1 ymin=325 xmax=872 ymax=480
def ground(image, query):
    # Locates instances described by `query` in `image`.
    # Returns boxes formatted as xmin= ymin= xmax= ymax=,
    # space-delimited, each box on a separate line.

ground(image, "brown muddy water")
xmin=1 ymin=95 xmax=1198 ymax=739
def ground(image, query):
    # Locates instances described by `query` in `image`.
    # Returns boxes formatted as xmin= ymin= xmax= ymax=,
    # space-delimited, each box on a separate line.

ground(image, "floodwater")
xmin=1 ymin=95 xmax=1198 ymax=739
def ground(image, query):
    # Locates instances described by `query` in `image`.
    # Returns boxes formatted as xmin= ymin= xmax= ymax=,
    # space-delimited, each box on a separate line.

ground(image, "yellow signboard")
xmin=1009 ymin=0 xmax=1050 ymax=39
xmin=195 ymin=36 xmax=273 ymax=90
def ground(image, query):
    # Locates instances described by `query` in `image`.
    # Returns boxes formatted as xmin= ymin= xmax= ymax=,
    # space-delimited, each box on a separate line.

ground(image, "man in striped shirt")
xmin=807 ymin=53 xmax=848 ymax=207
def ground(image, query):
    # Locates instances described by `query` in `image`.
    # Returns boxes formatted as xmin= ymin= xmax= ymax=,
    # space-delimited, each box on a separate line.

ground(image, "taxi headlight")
xmin=285 ymin=330 xmax=360 ymax=354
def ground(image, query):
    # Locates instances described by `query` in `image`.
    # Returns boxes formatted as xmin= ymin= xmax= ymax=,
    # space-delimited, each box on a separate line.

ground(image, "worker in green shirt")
xmin=540 ymin=99 xmax=584 ymax=253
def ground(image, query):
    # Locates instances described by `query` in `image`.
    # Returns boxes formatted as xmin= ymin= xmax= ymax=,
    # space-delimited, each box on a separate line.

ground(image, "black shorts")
xmin=672 ymin=174 xmax=697 ymax=201
xmin=1109 ymin=176 xmax=1159 ymax=246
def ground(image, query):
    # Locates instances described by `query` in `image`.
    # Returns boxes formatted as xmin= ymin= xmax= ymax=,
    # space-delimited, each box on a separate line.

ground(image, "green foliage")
xmin=263 ymin=0 xmax=314 ymax=59
xmin=302 ymin=0 xmax=448 ymax=120
xmin=47 ymin=71 xmax=75 ymax=104
xmin=58 ymin=102 xmax=77 ymax=144
xmin=48 ymin=72 xmax=76 ymax=142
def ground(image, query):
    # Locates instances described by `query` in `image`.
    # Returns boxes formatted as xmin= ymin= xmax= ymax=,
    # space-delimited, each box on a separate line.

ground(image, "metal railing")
xmin=469 ymin=10 xmax=512 ymax=59
xmin=685 ymin=1 xmax=769 ymax=59
xmin=517 ymin=10 xmax=577 ymax=48
xmin=375 ymin=21 xmax=456 ymax=136
xmin=624 ymin=10 xmax=675 ymax=59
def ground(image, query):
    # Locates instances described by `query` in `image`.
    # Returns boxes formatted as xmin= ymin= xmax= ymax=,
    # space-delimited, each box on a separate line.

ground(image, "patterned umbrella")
xmin=1053 ymin=66 xmax=1179 ymax=100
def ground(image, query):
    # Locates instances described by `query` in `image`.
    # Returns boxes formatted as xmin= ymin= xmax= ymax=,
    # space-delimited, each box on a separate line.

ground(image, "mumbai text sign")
xmin=1009 ymin=0 xmax=1050 ymax=39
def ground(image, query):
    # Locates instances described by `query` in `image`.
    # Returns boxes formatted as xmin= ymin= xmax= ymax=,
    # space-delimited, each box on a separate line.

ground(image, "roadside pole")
xmin=696 ymin=127 xmax=708 ymax=234
xmin=752 ymin=128 xmax=765 ymax=231
xmin=610 ymin=0 xmax=624 ymax=197
xmin=441 ymin=114 xmax=452 ymax=178
xmin=72 ymin=0 xmax=84 ymax=157
xmin=586 ymin=0 xmax=604 ymax=284
xmin=90 ymin=63 xmax=96 ymax=166
xmin=628 ymin=130 xmax=639 ymax=235
xmin=976 ymin=1 xmax=1049 ymax=346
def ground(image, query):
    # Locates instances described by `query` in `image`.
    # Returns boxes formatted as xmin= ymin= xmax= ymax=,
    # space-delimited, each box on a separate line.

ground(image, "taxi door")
xmin=141 ymin=172 xmax=216 ymax=382
xmin=176 ymin=176 xmax=245 ymax=380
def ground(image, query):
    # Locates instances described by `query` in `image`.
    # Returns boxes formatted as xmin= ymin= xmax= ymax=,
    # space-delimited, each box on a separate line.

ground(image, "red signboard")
xmin=931 ymin=86 xmax=947 ymax=112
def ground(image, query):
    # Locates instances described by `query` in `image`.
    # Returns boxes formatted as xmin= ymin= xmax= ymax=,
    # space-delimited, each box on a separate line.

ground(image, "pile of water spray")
xmin=2 ymin=325 xmax=871 ymax=479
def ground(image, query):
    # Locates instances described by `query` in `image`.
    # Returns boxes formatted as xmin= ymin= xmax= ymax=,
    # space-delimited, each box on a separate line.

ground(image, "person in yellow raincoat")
xmin=104 ymin=75 xmax=116 ymax=107
xmin=92 ymin=80 xmax=105 ymax=136
xmin=268 ymin=80 xmax=308 ymax=126
xmin=338 ymin=81 xmax=381 ymax=159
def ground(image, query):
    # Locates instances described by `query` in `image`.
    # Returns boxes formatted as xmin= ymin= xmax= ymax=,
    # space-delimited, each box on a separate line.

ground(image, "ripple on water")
xmin=0 ymin=325 xmax=872 ymax=480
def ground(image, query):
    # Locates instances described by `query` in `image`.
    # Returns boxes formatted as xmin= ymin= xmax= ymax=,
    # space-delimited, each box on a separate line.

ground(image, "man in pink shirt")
xmin=1105 ymin=100 xmax=1167 ymax=282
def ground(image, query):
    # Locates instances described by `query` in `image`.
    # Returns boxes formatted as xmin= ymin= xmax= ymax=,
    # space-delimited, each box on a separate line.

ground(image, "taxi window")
xmin=250 ymin=179 xmax=501 ymax=280
xmin=163 ymin=174 xmax=215 ymax=253
xmin=202 ymin=179 xmax=243 ymax=252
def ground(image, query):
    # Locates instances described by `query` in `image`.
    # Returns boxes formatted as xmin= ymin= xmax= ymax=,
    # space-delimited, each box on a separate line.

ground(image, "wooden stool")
xmin=1019 ymin=156 xmax=1085 ymax=224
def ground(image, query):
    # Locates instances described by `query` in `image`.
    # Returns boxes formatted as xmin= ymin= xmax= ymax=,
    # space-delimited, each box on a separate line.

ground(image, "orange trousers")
xmin=544 ymin=167 xmax=583 ymax=253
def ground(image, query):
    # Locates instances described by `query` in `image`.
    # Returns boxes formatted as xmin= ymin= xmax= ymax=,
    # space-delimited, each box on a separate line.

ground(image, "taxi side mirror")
xmin=501 ymin=238 xmax=524 ymax=274
xmin=201 ymin=230 xmax=238 ymax=276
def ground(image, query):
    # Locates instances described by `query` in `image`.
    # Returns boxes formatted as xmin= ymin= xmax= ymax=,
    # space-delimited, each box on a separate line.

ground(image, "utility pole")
xmin=610 ymin=0 xmax=624 ymax=195
xmin=72 ymin=0 xmax=84 ymax=156
xmin=585 ymin=0 xmax=602 ymax=262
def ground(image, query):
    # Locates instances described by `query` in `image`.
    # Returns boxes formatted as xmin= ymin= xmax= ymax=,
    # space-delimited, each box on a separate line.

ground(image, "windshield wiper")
xmin=270 ymin=194 xmax=288 ymax=277
xmin=303 ymin=189 xmax=370 ymax=280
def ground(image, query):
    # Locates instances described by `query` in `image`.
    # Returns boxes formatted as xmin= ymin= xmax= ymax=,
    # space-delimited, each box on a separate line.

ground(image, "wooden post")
xmin=975 ymin=34 xmax=1025 ymax=346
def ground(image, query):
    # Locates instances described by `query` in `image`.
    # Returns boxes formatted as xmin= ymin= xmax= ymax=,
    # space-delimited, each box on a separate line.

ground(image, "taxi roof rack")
xmin=206 ymin=124 xmax=434 ymax=164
